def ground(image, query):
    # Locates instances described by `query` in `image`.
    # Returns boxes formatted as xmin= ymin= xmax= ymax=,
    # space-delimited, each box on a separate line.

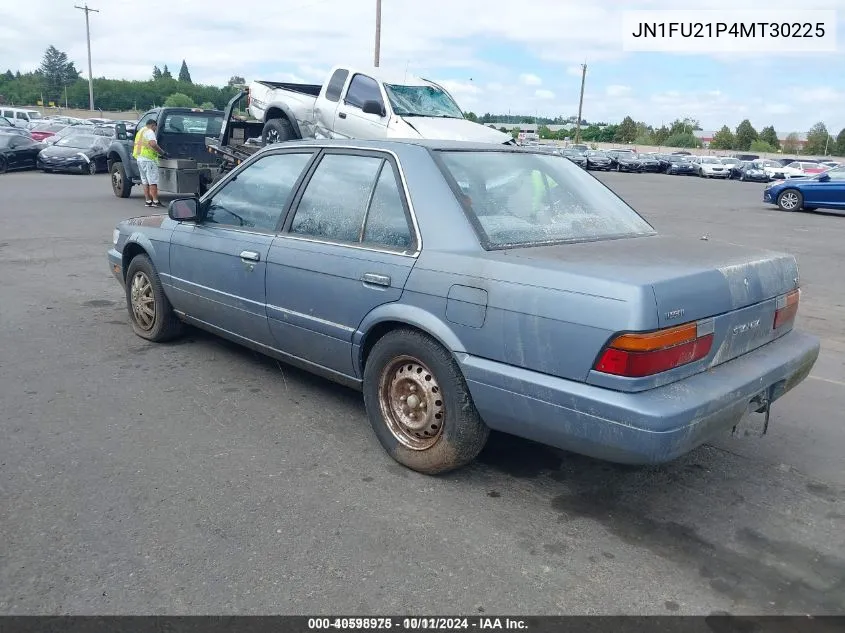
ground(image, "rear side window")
xmin=325 ymin=69 xmax=349 ymax=103
xmin=345 ymin=74 xmax=382 ymax=109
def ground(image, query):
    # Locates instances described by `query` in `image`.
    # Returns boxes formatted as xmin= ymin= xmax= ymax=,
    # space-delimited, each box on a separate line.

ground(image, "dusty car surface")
xmin=107 ymin=139 xmax=820 ymax=474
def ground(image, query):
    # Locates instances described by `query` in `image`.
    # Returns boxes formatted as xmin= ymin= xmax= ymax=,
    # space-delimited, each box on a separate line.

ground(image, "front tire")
xmin=777 ymin=189 xmax=803 ymax=212
xmin=362 ymin=329 xmax=490 ymax=475
xmin=88 ymin=160 xmax=97 ymax=175
xmin=111 ymin=161 xmax=132 ymax=198
xmin=124 ymin=254 xmax=184 ymax=342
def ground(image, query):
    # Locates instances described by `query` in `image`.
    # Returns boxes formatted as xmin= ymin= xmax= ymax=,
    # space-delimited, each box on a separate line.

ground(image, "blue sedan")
xmin=107 ymin=139 xmax=820 ymax=474
xmin=764 ymin=166 xmax=845 ymax=213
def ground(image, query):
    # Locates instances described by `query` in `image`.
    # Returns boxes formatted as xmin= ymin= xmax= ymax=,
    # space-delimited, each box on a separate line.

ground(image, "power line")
xmin=74 ymin=3 xmax=99 ymax=111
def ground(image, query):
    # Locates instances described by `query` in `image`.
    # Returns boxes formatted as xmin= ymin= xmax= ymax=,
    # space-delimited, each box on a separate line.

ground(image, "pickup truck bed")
xmin=255 ymin=80 xmax=321 ymax=97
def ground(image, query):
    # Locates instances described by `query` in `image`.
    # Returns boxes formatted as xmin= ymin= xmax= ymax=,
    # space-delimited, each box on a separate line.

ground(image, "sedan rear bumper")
xmin=458 ymin=329 xmax=819 ymax=464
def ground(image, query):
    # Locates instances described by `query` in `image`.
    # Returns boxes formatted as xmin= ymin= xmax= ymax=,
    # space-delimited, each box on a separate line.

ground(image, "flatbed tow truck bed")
xmin=203 ymin=88 xmax=265 ymax=175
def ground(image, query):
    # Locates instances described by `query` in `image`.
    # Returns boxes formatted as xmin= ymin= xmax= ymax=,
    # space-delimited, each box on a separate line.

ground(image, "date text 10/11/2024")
xmin=307 ymin=617 xmax=528 ymax=630
xmin=621 ymin=9 xmax=838 ymax=52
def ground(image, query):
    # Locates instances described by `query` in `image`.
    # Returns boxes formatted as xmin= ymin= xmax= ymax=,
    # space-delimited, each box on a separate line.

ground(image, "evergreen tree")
xmin=178 ymin=60 xmax=192 ymax=83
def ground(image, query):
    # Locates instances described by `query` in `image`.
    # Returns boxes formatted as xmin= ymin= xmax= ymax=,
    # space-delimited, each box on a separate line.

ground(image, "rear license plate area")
xmin=731 ymin=380 xmax=786 ymax=438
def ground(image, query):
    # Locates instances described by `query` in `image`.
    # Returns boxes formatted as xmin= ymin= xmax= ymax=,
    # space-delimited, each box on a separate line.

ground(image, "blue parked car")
xmin=764 ymin=166 xmax=845 ymax=213
xmin=107 ymin=139 xmax=820 ymax=474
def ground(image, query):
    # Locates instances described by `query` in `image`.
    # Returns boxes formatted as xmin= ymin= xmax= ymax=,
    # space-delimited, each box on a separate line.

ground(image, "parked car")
xmin=637 ymin=153 xmax=662 ymax=172
xmin=568 ymin=143 xmax=589 ymax=153
xmin=764 ymin=165 xmax=845 ymax=213
xmin=248 ymin=64 xmax=514 ymax=146
xmin=720 ymin=157 xmax=741 ymax=171
xmin=0 ymin=107 xmax=43 ymax=128
xmin=584 ymin=150 xmax=612 ymax=170
xmin=607 ymin=149 xmax=641 ymax=172
xmin=734 ymin=154 xmax=760 ymax=162
xmin=0 ymin=134 xmax=43 ymax=173
xmin=561 ymin=148 xmax=587 ymax=169
xmin=29 ymin=122 xmax=70 ymax=142
xmin=785 ymin=161 xmax=827 ymax=176
xmin=38 ymin=133 xmax=110 ymax=174
xmin=820 ymin=161 xmax=840 ymax=169
xmin=693 ymin=156 xmax=730 ymax=178
xmin=106 ymin=139 xmax=820 ymax=474
xmin=92 ymin=124 xmax=117 ymax=138
xmin=663 ymin=154 xmax=696 ymax=176
xmin=40 ymin=124 xmax=93 ymax=146
xmin=732 ymin=161 xmax=771 ymax=182
xmin=0 ymin=116 xmax=33 ymax=137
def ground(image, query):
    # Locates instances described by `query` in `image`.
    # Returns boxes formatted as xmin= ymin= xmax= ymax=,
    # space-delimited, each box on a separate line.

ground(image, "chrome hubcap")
xmin=378 ymin=356 xmax=445 ymax=450
xmin=130 ymin=271 xmax=155 ymax=330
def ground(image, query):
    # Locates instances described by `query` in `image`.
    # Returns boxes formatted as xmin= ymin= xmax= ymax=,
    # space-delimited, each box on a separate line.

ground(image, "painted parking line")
xmin=808 ymin=375 xmax=845 ymax=388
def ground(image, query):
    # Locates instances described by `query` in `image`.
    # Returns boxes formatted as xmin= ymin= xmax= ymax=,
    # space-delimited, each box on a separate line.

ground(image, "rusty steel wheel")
xmin=363 ymin=329 xmax=490 ymax=474
xmin=378 ymin=355 xmax=445 ymax=450
xmin=130 ymin=270 xmax=156 ymax=330
xmin=124 ymin=254 xmax=183 ymax=342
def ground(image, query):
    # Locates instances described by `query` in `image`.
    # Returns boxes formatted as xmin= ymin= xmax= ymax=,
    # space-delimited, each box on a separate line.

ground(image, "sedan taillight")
xmin=594 ymin=321 xmax=714 ymax=378
xmin=773 ymin=289 xmax=799 ymax=330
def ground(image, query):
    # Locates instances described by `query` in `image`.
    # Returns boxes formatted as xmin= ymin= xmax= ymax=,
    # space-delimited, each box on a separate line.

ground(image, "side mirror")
xmin=817 ymin=172 xmax=830 ymax=182
xmin=169 ymin=197 xmax=199 ymax=222
xmin=362 ymin=100 xmax=385 ymax=117
xmin=115 ymin=122 xmax=128 ymax=140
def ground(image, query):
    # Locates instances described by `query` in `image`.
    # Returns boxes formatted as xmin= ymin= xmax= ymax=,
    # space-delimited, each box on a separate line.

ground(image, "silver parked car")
xmin=107 ymin=139 xmax=819 ymax=474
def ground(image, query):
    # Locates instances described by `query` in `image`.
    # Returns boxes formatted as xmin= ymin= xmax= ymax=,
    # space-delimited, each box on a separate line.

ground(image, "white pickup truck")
xmin=248 ymin=65 xmax=514 ymax=146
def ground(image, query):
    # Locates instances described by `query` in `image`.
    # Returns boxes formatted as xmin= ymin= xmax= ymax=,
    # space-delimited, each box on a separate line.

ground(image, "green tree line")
xmin=0 ymin=46 xmax=239 ymax=112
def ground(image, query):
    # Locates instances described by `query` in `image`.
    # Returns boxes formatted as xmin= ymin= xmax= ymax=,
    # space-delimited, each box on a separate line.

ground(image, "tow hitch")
xmin=732 ymin=381 xmax=785 ymax=438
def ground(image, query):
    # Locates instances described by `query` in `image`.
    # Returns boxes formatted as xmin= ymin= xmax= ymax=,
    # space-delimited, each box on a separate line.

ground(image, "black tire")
xmin=0 ymin=156 xmax=7 ymax=174
xmin=124 ymin=254 xmax=184 ymax=342
xmin=362 ymin=329 xmax=490 ymax=475
xmin=777 ymin=189 xmax=803 ymax=212
xmin=262 ymin=118 xmax=295 ymax=146
xmin=110 ymin=161 xmax=132 ymax=198
xmin=88 ymin=160 xmax=97 ymax=175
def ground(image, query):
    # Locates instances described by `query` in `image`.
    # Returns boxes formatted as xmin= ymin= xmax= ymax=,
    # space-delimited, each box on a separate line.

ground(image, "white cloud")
xmin=534 ymin=89 xmax=555 ymax=99
xmin=0 ymin=0 xmax=842 ymax=130
xmin=605 ymin=85 xmax=631 ymax=97
xmin=520 ymin=73 xmax=542 ymax=86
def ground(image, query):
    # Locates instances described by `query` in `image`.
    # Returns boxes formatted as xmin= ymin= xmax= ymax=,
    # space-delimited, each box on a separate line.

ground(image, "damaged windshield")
xmin=383 ymin=83 xmax=464 ymax=118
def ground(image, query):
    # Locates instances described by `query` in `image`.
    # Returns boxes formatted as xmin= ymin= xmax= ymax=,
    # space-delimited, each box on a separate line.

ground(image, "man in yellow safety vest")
xmin=132 ymin=119 xmax=166 ymax=207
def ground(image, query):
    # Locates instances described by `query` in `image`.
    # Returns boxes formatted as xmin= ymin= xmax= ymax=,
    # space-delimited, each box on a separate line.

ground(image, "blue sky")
xmin=1 ymin=0 xmax=842 ymax=135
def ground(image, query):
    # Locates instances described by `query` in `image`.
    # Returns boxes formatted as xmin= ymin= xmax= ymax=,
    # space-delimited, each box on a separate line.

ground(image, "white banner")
xmin=622 ymin=10 xmax=838 ymax=53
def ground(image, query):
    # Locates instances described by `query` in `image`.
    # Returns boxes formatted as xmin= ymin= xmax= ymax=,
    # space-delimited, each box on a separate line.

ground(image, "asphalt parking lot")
xmin=1 ymin=170 xmax=843 ymax=616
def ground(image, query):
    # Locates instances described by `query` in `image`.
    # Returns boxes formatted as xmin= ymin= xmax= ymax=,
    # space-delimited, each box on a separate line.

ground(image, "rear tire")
xmin=88 ymin=160 xmax=97 ymax=175
xmin=124 ymin=254 xmax=184 ymax=342
xmin=262 ymin=118 xmax=295 ymax=146
xmin=362 ymin=329 xmax=490 ymax=475
xmin=0 ymin=156 xmax=7 ymax=174
xmin=111 ymin=161 xmax=132 ymax=198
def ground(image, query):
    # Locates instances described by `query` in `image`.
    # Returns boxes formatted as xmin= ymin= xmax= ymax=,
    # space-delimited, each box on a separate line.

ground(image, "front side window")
xmin=344 ymin=74 xmax=383 ymax=109
xmin=823 ymin=167 xmax=845 ymax=181
xmin=437 ymin=150 xmax=655 ymax=249
xmin=204 ymin=152 xmax=313 ymax=231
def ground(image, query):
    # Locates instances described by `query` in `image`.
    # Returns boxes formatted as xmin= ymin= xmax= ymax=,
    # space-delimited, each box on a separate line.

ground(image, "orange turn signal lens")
xmin=606 ymin=322 xmax=698 ymax=353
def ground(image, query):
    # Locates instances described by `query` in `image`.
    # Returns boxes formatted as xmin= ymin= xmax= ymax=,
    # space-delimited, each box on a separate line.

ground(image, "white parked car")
xmin=694 ymin=156 xmax=730 ymax=178
xmin=248 ymin=64 xmax=514 ymax=145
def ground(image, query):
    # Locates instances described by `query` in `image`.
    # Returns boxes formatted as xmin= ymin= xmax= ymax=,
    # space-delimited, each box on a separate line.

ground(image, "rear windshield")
xmin=436 ymin=150 xmax=656 ymax=249
xmin=160 ymin=112 xmax=224 ymax=136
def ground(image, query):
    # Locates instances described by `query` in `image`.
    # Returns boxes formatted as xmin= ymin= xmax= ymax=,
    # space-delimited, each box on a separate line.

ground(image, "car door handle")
xmin=338 ymin=112 xmax=347 ymax=119
xmin=240 ymin=250 xmax=260 ymax=262
xmin=362 ymin=272 xmax=390 ymax=287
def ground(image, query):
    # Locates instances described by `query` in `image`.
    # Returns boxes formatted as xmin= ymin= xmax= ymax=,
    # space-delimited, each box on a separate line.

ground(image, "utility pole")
xmin=374 ymin=0 xmax=382 ymax=67
xmin=574 ymin=62 xmax=587 ymax=143
xmin=74 ymin=3 xmax=99 ymax=111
